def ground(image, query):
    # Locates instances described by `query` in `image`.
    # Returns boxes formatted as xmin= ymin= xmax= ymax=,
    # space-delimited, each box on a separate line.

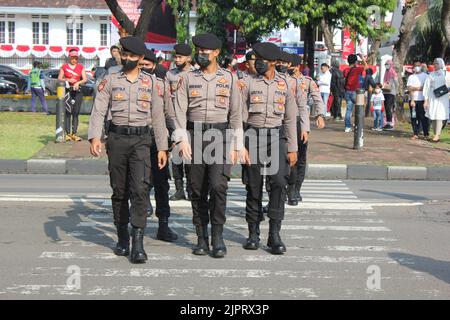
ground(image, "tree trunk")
xmin=392 ymin=0 xmax=425 ymax=121
xmin=105 ymin=0 xmax=136 ymax=35
xmin=442 ymin=0 xmax=450 ymax=50
xmin=320 ymin=18 xmax=335 ymax=53
xmin=367 ymin=36 xmax=381 ymax=65
xmin=304 ymin=22 xmax=315 ymax=77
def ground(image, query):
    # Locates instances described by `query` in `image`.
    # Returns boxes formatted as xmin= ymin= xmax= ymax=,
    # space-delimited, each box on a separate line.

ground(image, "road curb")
xmin=1 ymin=159 xmax=450 ymax=180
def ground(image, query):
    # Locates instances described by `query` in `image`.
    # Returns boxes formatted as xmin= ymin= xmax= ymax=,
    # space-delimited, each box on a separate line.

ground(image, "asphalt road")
xmin=0 ymin=174 xmax=449 ymax=299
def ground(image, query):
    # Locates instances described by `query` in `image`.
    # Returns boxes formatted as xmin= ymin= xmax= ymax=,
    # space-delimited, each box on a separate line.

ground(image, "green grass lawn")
xmin=397 ymin=120 xmax=450 ymax=145
xmin=0 ymin=112 xmax=89 ymax=159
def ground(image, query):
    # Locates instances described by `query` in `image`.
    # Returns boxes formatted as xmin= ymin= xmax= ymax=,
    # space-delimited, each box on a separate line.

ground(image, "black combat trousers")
xmin=106 ymin=131 xmax=152 ymax=229
xmin=288 ymin=118 xmax=308 ymax=189
xmin=187 ymin=127 xmax=231 ymax=226
xmin=242 ymin=126 xmax=290 ymax=223
xmin=171 ymin=161 xmax=192 ymax=191
xmin=150 ymin=132 xmax=171 ymax=220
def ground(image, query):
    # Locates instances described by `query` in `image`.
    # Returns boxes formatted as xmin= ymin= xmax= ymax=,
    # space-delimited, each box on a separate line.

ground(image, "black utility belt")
xmin=187 ymin=121 xmax=229 ymax=131
xmin=109 ymin=123 xmax=150 ymax=135
xmin=245 ymin=123 xmax=283 ymax=131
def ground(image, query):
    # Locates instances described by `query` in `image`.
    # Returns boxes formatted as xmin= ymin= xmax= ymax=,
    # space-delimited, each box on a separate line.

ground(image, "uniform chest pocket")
xmin=273 ymin=95 xmax=286 ymax=115
xmin=137 ymin=91 xmax=152 ymax=113
xmin=111 ymin=90 xmax=128 ymax=112
xmin=215 ymin=88 xmax=230 ymax=109
xmin=248 ymin=94 xmax=265 ymax=113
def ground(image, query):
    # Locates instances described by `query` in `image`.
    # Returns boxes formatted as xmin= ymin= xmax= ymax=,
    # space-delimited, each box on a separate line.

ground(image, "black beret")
xmin=154 ymin=63 xmax=168 ymax=80
xmin=192 ymin=33 xmax=222 ymax=50
xmin=119 ymin=36 xmax=147 ymax=55
xmin=174 ymin=43 xmax=192 ymax=56
xmin=279 ymin=50 xmax=291 ymax=63
xmin=252 ymin=42 xmax=281 ymax=61
xmin=290 ymin=54 xmax=301 ymax=67
xmin=245 ymin=50 xmax=256 ymax=61
xmin=144 ymin=49 xmax=157 ymax=63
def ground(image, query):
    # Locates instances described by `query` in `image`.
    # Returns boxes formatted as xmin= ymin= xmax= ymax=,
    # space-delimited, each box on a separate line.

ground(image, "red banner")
xmin=342 ymin=28 xmax=355 ymax=61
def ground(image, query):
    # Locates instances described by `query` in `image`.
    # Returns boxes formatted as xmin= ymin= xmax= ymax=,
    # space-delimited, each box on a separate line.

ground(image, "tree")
xmin=167 ymin=0 xmax=191 ymax=43
xmin=441 ymin=0 xmax=450 ymax=54
xmin=105 ymin=0 xmax=162 ymax=39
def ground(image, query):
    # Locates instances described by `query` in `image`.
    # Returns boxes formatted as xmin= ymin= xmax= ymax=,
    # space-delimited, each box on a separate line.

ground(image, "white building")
xmin=0 ymin=0 xmax=112 ymax=71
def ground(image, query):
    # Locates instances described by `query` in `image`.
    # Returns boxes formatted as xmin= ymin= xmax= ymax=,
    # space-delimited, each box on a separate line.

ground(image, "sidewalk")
xmin=1 ymin=119 xmax=449 ymax=179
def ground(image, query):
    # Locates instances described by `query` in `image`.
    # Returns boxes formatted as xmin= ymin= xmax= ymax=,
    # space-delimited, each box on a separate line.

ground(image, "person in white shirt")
xmin=317 ymin=63 xmax=332 ymax=117
xmin=370 ymin=83 xmax=385 ymax=131
xmin=407 ymin=60 xmax=429 ymax=140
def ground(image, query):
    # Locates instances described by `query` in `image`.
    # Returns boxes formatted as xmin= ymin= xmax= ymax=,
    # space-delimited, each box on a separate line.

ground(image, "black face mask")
xmin=176 ymin=62 xmax=187 ymax=70
xmin=276 ymin=65 xmax=288 ymax=74
xmin=255 ymin=59 xmax=269 ymax=75
xmin=195 ymin=53 xmax=211 ymax=68
xmin=122 ymin=59 xmax=139 ymax=72
xmin=141 ymin=67 xmax=155 ymax=75
xmin=287 ymin=69 xmax=295 ymax=76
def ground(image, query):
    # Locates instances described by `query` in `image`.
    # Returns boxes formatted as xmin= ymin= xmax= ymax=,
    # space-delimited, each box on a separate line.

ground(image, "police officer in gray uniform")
xmin=88 ymin=37 xmax=169 ymax=264
xmin=167 ymin=43 xmax=195 ymax=201
xmin=286 ymin=53 xmax=325 ymax=205
xmin=140 ymin=49 xmax=178 ymax=242
xmin=173 ymin=33 xmax=245 ymax=258
xmin=239 ymin=42 xmax=298 ymax=255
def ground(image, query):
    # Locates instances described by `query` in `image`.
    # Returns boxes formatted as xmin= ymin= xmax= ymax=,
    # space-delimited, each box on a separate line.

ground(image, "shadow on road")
xmin=359 ymin=189 xmax=429 ymax=201
xmin=389 ymin=252 xmax=450 ymax=285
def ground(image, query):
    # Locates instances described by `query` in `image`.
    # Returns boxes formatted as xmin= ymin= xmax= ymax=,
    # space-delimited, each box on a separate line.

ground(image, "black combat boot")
xmin=294 ymin=183 xmax=302 ymax=202
xmin=169 ymin=179 xmax=186 ymax=201
xmin=267 ymin=219 xmax=286 ymax=255
xmin=130 ymin=226 xmax=147 ymax=263
xmin=287 ymin=184 xmax=298 ymax=206
xmin=263 ymin=203 xmax=269 ymax=214
xmin=156 ymin=219 xmax=178 ymax=242
xmin=193 ymin=224 xmax=209 ymax=255
xmin=243 ymin=222 xmax=260 ymax=250
xmin=113 ymin=223 xmax=130 ymax=256
xmin=211 ymin=224 xmax=227 ymax=258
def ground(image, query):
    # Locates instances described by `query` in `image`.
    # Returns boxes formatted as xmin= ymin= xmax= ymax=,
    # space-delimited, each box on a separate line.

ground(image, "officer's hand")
xmin=300 ymin=131 xmax=309 ymax=144
xmin=287 ymin=152 xmax=298 ymax=167
xmin=90 ymin=138 xmax=102 ymax=157
xmin=179 ymin=140 xmax=192 ymax=161
xmin=158 ymin=151 xmax=168 ymax=169
xmin=240 ymin=148 xmax=251 ymax=165
xmin=316 ymin=116 xmax=325 ymax=129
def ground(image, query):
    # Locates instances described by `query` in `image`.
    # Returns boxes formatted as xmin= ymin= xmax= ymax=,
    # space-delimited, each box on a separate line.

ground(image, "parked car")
xmin=42 ymin=69 xmax=94 ymax=96
xmin=0 ymin=78 xmax=18 ymax=94
xmin=0 ymin=65 xmax=28 ymax=92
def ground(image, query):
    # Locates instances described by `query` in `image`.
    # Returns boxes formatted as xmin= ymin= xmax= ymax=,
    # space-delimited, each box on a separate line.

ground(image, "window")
xmin=8 ymin=22 xmax=15 ymax=44
xmin=42 ymin=22 xmax=49 ymax=45
xmin=76 ymin=23 xmax=83 ymax=45
xmin=100 ymin=23 xmax=108 ymax=46
xmin=0 ymin=22 xmax=5 ymax=43
xmin=67 ymin=23 xmax=73 ymax=45
xmin=32 ymin=22 xmax=40 ymax=44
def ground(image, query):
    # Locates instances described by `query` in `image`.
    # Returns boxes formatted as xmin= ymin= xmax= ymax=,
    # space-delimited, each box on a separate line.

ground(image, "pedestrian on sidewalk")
xmin=370 ymin=83 xmax=385 ymax=131
xmin=406 ymin=59 xmax=429 ymax=140
xmin=363 ymin=68 xmax=376 ymax=117
xmin=423 ymin=58 xmax=449 ymax=143
xmin=330 ymin=58 xmax=344 ymax=121
xmin=343 ymin=54 xmax=368 ymax=132
xmin=317 ymin=63 xmax=332 ymax=118
xmin=382 ymin=60 xmax=398 ymax=131
xmin=26 ymin=61 xmax=49 ymax=114
xmin=58 ymin=48 xmax=87 ymax=142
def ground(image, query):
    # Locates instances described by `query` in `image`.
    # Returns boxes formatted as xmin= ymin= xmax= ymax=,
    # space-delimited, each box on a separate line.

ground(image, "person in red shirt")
xmin=343 ymin=53 xmax=368 ymax=132
xmin=58 ymin=48 xmax=87 ymax=142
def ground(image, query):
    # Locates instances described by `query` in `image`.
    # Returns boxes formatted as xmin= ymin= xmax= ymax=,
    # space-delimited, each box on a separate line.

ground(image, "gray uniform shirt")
xmin=239 ymin=72 xmax=298 ymax=153
xmin=294 ymin=74 xmax=326 ymax=132
xmin=173 ymin=67 xmax=243 ymax=150
xmin=88 ymin=71 xmax=168 ymax=151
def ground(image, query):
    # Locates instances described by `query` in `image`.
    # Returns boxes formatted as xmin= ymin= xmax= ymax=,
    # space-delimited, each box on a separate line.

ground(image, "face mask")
xmin=414 ymin=66 xmax=421 ymax=73
xmin=141 ymin=67 xmax=155 ymax=75
xmin=385 ymin=65 xmax=390 ymax=70
xmin=287 ymin=69 xmax=295 ymax=76
xmin=195 ymin=53 xmax=211 ymax=68
xmin=255 ymin=59 xmax=269 ymax=75
xmin=177 ymin=62 xmax=187 ymax=70
xmin=276 ymin=65 xmax=288 ymax=74
xmin=122 ymin=59 xmax=139 ymax=72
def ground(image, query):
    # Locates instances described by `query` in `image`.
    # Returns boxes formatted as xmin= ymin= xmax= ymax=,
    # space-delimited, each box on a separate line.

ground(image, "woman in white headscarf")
xmin=423 ymin=58 xmax=449 ymax=142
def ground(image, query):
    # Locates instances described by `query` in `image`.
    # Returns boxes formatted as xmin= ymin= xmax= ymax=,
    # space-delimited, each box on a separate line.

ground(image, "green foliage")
xmin=167 ymin=0 xmax=191 ymax=44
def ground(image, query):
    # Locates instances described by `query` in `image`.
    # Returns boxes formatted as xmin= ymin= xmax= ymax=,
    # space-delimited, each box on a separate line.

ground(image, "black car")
xmin=0 ymin=65 xmax=28 ymax=92
xmin=42 ymin=69 xmax=94 ymax=96
xmin=0 ymin=78 xmax=18 ymax=94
